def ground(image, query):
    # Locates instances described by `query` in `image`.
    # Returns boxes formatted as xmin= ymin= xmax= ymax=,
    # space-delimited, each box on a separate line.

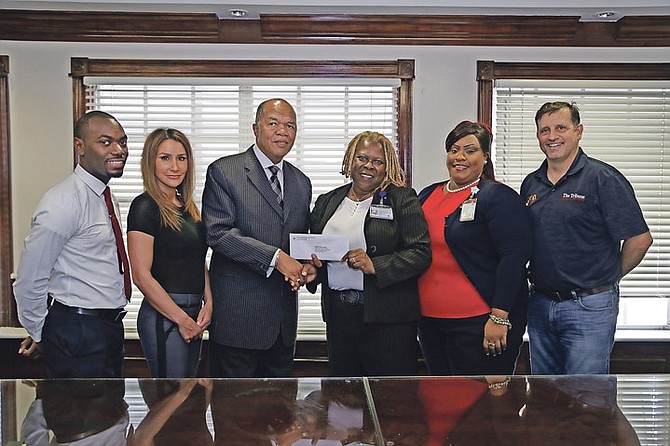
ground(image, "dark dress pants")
xmin=418 ymin=314 xmax=523 ymax=376
xmin=327 ymin=295 xmax=419 ymax=377
xmin=208 ymin=333 xmax=294 ymax=378
xmin=41 ymin=305 xmax=125 ymax=378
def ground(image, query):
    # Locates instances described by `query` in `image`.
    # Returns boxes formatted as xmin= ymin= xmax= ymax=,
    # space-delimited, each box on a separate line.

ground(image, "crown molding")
xmin=0 ymin=10 xmax=668 ymax=46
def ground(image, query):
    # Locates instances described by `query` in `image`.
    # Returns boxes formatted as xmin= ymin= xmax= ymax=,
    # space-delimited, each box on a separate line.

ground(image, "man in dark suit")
xmin=202 ymin=98 xmax=312 ymax=377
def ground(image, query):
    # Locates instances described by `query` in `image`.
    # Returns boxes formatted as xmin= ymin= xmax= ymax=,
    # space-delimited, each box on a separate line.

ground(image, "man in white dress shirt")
xmin=14 ymin=110 xmax=130 ymax=378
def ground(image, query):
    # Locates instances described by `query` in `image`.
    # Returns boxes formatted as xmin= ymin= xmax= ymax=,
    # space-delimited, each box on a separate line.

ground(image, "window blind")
xmin=493 ymin=80 xmax=670 ymax=304
xmin=86 ymin=81 xmax=399 ymax=339
xmin=617 ymin=375 xmax=670 ymax=446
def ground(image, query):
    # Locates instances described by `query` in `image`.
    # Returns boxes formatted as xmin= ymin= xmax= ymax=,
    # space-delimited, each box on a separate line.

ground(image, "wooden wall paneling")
xmin=1 ymin=9 xmax=669 ymax=47
xmin=1 ymin=339 xmax=668 ymax=378
xmin=0 ymin=10 xmax=220 ymax=43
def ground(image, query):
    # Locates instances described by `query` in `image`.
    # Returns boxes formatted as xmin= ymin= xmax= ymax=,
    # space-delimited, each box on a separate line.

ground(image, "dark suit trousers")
xmin=41 ymin=305 xmax=124 ymax=378
xmin=327 ymin=296 xmax=419 ymax=377
xmin=208 ymin=334 xmax=294 ymax=378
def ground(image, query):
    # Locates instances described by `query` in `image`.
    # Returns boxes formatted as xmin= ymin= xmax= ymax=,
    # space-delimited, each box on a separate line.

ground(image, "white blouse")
xmin=323 ymin=196 xmax=372 ymax=291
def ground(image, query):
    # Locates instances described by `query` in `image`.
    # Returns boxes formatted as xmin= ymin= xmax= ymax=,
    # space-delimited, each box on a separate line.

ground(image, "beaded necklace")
xmin=444 ymin=178 xmax=480 ymax=193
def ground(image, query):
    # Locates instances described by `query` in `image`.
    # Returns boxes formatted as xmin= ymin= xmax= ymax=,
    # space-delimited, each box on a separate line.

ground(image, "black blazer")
xmin=308 ymin=183 xmax=431 ymax=324
xmin=418 ymin=179 xmax=531 ymax=316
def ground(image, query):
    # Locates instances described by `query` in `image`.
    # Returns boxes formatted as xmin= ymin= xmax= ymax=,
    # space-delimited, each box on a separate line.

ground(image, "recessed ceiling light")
xmin=215 ymin=8 xmax=259 ymax=20
xmin=228 ymin=9 xmax=248 ymax=18
xmin=579 ymin=10 xmax=622 ymax=22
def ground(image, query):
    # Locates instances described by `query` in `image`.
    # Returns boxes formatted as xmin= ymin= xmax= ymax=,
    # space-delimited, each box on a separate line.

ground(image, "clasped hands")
xmin=278 ymin=250 xmax=318 ymax=291
xmin=280 ymin=248 xmax=374 ymax=291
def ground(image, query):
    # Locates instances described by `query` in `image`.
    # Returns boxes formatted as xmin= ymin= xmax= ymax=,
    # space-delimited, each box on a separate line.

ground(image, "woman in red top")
xmin=417 ymin=121 xmax=531 ymax=375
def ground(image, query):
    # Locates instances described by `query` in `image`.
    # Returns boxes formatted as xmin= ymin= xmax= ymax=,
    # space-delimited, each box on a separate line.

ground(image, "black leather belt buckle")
xmin=535 ymin=284 xmax=615 ymax=301
xmin=579 ymin=284 xmax=615 ymax=297
xmin=551 ymin=290 xmax=573 ymax=301
xmin=534 ymin=288 xmax=573 ymax=301
xmin=51 ymin=300 xmax=126 ymax=322
xmin=339 ymin=290 xmax=364 ymax=305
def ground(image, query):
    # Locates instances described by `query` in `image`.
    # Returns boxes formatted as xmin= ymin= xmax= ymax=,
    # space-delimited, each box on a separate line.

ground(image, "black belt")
xmin=534 ymin=284 xmax=615 ymax=302
xmin=50 ymin=300 xmax=127 ymax=322
xmin=332 ymin=289 xmax=364 ymax=305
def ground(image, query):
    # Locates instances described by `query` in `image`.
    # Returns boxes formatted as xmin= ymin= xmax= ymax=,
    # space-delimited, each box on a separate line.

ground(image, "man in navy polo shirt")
xmin=521 ymin=101 xmax=652 ymax=375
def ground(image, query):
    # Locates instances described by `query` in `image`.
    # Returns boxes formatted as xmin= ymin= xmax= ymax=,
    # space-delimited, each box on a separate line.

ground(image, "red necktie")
xmin=103 ymin=187 xmax=131 ymax=300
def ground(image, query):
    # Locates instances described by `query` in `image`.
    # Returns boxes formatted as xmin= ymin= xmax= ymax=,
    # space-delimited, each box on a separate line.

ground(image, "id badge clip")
xmin=459 ymin=198 xmax=477 ymax=222
xmin=370 ymin=204 xmax=394 ymax=220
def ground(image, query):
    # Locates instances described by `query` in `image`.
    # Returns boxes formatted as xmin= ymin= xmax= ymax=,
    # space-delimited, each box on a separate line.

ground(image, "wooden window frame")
xmin=476 ymin=60 xmax=670 ymax=125
xmin=0 ymin=55 xmax=14 ymax=327
xmin=70 ymin=58 xmax=415 ymax=181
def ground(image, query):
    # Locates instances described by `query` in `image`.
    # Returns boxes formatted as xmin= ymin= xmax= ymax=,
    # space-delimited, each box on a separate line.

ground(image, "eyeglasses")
xmin=355 ymin=155 xmax=385 ymax=167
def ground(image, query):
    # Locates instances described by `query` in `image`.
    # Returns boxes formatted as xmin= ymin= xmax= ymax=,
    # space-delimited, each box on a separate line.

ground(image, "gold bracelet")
xmin=488 ymin=313 xmax=512 ymax=329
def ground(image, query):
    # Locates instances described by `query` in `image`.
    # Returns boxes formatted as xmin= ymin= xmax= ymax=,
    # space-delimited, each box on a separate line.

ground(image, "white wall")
xmin=3 ymin=41 xmax=668 ymax=268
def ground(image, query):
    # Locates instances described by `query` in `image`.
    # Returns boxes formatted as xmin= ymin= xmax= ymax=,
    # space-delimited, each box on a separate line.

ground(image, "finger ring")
xmin=488 ymin=342 xmax=495 ymax=347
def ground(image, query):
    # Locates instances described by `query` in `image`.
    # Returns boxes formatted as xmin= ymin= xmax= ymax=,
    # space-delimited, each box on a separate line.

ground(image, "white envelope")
xmin=289 ymin=233 xmax=349 ymax=261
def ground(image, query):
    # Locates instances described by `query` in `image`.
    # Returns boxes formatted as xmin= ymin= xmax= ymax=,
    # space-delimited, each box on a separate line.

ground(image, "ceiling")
xmin=2 ymin=0 xmax=669 ymax=22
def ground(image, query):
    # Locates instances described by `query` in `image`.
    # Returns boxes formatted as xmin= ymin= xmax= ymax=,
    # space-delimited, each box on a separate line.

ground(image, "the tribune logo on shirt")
xmin=562 ymin=192 xmax=586 ymax=201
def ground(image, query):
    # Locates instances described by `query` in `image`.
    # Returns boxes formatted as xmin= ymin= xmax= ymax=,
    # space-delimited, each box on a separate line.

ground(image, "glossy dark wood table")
xmin=2 ymin=375 xmax=668 ymax=445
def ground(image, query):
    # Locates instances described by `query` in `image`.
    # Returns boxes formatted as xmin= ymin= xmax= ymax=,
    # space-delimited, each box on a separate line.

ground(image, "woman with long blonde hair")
xmin=128 ymin=128 xmax=212 ymax=377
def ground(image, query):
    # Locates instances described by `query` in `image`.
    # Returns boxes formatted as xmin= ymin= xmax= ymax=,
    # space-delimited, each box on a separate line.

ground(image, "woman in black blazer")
xmin=307 ymin=131 xmax=431 ymax=376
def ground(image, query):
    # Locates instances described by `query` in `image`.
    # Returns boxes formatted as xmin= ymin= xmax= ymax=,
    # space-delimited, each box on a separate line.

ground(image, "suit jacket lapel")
xmin=282 ymin=164 xmax=298 ymax=220
xmin=244 ymin=147 xmax=285 ymax=218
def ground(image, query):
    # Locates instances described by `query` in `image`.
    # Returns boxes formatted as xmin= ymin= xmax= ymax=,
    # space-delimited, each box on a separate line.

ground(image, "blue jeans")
xmin=528 ymin=286 xmax=619 ymax=375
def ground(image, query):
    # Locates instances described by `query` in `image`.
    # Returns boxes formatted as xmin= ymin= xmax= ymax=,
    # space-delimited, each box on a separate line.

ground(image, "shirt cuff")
xmin=267 ymin=249 xmax=281 ymax=278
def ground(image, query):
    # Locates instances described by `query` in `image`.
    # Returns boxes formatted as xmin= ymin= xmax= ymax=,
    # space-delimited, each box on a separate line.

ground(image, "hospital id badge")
xmin=460 ymin=198 xmax=477 ymax=221
xmin=370 ymin=204 xmax=394 ymax=220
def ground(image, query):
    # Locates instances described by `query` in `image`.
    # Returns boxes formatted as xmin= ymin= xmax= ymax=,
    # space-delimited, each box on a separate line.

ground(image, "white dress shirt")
xmin=13 ymin=165 xmax=127 ymax=342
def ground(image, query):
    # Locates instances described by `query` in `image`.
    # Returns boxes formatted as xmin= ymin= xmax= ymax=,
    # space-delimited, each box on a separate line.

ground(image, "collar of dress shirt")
xmin=252 ymin=144 xmax=285 ymax=174
xmin=73 ymin=164 xmax=108 ymax=197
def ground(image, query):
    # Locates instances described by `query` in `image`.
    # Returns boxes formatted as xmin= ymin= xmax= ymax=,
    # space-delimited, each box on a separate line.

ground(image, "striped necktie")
xmin=268 ymin=165 xmax=284 ymax=210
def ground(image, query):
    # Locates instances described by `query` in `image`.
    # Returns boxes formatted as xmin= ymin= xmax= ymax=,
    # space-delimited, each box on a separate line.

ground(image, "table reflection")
xmin=129 ymin=379 xmax=213 ymax=446
xmin=372 ymin=375 xmax=640 ymax=446
xmin=20 ymin=380 xmax=129 ymax=446
xmin=5 ymin=375 xmax=667 ymax=446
